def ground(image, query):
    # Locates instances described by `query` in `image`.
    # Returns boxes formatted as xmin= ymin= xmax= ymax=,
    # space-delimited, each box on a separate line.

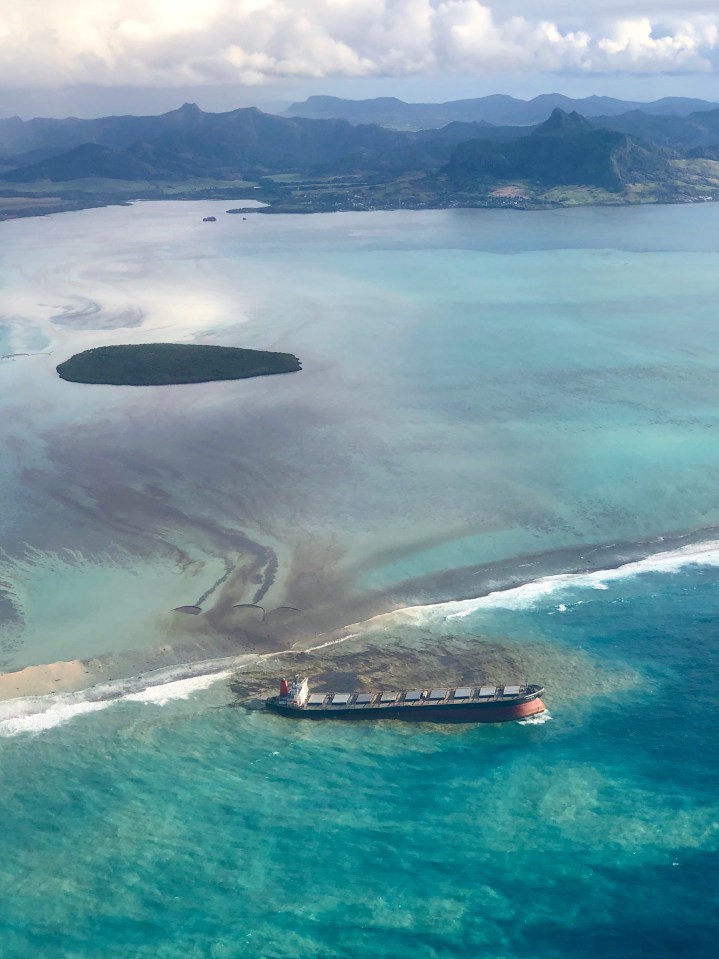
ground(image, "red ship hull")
xmin=266 ymin=692 xmax=546 ymax=724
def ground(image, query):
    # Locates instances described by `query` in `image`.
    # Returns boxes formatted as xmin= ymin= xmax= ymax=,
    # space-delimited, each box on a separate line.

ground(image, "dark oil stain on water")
xmin=0 ymin=201 xmax=718 ymax=957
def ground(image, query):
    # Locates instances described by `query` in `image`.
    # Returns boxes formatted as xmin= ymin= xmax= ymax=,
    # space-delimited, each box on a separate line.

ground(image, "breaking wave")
xmin=379 ymin=538 xmax=719 ymax=624
xmin=354 ymin=540 xmax=719 ymax=628
xmin=0 ymin=664 xmax=237 ymax=738
xmin=0 ymin=699 xmax=111 ymax=737
xmin=122 ymin=671 xmax=233 ymax=705
xmin=5 ymin=538 xmax=719 ymax=738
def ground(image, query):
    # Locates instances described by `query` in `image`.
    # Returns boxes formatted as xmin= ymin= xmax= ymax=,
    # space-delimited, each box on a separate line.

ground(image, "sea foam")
xmin=124 ymin=671 xmax=232 ymax=705
xmin=0 ymin=665 xmax=236 ymax=737
xmin=0 ymin=698 xmax=111 ymax=736
xmin=371 ymin=538 xmax=719 ymax=625
xmin=5 ymin=539 xmax=719 ymax=737
xmin=517 ymin=709 xmax=553 ymax=726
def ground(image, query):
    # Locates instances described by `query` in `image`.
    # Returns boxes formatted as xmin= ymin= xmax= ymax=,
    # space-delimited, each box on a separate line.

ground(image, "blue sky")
xmin=1 ymin=0 xmax=719 ymax=116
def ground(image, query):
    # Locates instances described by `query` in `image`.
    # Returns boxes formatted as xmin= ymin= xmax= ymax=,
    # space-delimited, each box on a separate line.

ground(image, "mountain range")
xmin=587 ymin=109 xmax=719 ymax=156
xmin=2 ymin=99 xmax=719 ymax=186
xmin=283 ymin=94 xmax=719 ymax=130
xmin=443 ymin=109 xmax=670 ymax=194
xmin=0 ymin=101 xmax=717 ymax=216
xmin=0 ymin=105 xmax=530 ymax=183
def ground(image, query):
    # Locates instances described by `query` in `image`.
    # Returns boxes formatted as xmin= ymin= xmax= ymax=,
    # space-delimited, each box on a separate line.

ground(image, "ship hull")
xmin=266 ymin=696 xmax=546 ymax=724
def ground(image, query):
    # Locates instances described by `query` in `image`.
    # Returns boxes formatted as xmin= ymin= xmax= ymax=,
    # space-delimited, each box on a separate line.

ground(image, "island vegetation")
xmin=56 ymin=343 xmax=301 ymax=386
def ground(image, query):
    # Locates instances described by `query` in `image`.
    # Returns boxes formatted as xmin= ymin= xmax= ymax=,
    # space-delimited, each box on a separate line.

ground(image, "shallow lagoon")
xmin=2 ymin=201 xmax=719 ymax=675
xmin=1 ymin=200 xmax=719 ymax=956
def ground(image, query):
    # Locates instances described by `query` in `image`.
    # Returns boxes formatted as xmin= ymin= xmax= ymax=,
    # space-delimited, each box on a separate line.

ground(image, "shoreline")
xmin=0 ymin=190 xmax=716 ymax=226
xmin=1 ymin=523 xmax=716 ymax=716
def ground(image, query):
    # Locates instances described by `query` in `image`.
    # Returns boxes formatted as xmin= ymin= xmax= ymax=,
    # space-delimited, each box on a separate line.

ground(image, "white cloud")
xmin=594 ymin=16 xmax=718 ymax=71
xmin=0 ymin=0 xmax=717 ymax=87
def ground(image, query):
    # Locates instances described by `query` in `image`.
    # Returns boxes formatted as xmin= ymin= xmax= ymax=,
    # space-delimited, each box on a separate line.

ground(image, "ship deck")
xmin=273 ymin=684 xmax=543 ymax=713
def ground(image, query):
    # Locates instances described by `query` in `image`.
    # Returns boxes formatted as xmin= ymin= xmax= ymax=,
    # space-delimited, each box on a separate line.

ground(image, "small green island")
xmin=56 ymin=343 xmax=302 ymax=386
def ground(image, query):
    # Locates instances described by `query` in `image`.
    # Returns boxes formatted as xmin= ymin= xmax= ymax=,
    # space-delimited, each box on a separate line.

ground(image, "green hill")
xmin=2 ymin=143 xmax=162 ymax=182
xmin=0 ymin=106 xmax=506 ymax=183
xmin=444 ymin=109 xmax=669 ymax=193
xmin=594 ymin=107 xmax=719 ymax=153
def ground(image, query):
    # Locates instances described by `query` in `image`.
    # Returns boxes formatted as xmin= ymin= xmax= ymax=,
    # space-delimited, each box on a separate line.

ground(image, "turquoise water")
xmin=1 ymin=201 xmax=719 ymax=954
xmin=1 ymin=558 xmax=717 ymax=957
xmin=2 ymin=202 xmax=719 ymax=667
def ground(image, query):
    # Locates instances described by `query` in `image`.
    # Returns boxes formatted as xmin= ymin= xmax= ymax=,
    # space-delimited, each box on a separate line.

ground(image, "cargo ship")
xmin=266 ymin=676 xmax=546 ymax=723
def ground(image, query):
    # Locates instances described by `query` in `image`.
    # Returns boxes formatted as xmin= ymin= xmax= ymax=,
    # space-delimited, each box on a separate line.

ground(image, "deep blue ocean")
xmin=0 ymin=201 xmax=718 ymax=956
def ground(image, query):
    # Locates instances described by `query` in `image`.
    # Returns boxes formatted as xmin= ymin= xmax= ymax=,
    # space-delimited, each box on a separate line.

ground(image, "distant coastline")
xmin=0 ymin=188 xmax=716 ymax=225
xmin=1 ymin=100 xmax=718 ymax=221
